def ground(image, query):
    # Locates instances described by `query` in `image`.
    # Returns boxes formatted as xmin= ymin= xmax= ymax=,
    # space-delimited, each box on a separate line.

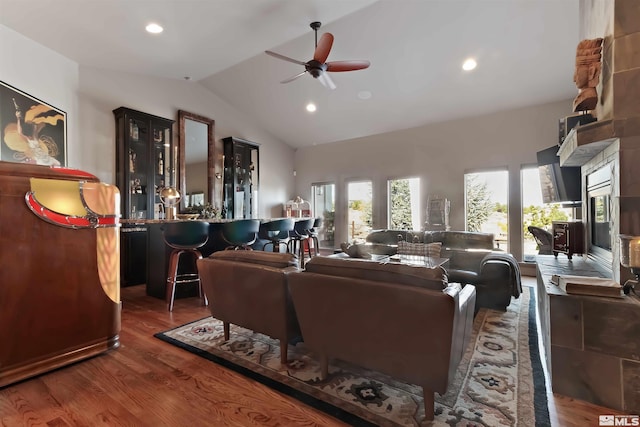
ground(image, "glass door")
xmin=311 ymin=182 xmax=335 ymax=249
xmin=347 ymin=180 xmax=372 ymax=242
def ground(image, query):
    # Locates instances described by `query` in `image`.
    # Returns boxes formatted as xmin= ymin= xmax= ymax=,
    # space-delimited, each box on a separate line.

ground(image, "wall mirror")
xmin=178 ymin=110 xmax=215 ymax=211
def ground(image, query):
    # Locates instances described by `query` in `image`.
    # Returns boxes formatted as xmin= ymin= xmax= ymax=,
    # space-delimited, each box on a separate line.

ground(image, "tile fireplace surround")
xmin=543 ymin=0 xmax=640 ymax=415
xmin=558 ymin=0 xmax=640 ymax=284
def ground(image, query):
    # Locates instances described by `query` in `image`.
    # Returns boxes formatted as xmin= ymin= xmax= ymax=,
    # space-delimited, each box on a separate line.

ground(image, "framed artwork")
xmin=427 ymin=195 xmax=450 ymax=226
xmin=0 ymin=81 xmax=67 ymax=166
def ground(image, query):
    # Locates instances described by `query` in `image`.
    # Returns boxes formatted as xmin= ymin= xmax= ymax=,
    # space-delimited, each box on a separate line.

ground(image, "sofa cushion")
xmin=210 ymin=250 xmax=299 ymax=268
xmin=425 ymin=231 xmax=494 ymax=250
xmin=305 ymin=256 xmax=447 ymax=290
xmin=397 ymin=241 xmax=442 ymax=258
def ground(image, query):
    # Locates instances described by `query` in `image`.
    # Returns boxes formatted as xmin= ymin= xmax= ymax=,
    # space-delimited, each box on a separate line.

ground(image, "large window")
xmin=311 ymin=182 xmax=335 ymax=249
xmin=388 ymin=177 xmax=420 ymax=230
xmin=465 ymin=170 xmax=509 ymax=251
xmin=347 ymin=180 xmax=372 ymax=242
xmin=521 ymin=166 xmax=573 ymax=257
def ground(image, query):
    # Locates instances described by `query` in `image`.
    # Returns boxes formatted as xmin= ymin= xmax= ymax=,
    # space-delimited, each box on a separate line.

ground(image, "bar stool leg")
xmin=166 ymin=249 xmax=182 ymax=312
xmin=193 ymin=250 xmax=207 ymax=306
xmin=306 ymin=237 xmax=313 ymax=259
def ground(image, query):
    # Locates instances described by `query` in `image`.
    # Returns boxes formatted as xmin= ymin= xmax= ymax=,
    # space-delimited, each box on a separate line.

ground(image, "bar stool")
xmin=287 ymin=218 xmax=315 ymax=267
xmin=259 ymin=218 xmax=294 ymax=252
xmin=220 ymin=219 xmax=260 ymax=250
xmin=307 ymin=217 xmax=323 ymax=257
xmin=163 ymin=221 xmax=210 ymax=311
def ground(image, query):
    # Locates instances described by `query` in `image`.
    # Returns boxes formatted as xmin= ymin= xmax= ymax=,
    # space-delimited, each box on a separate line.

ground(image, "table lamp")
xmin=159 ymin=187 xmax=181 ymax=220
xmin=619 ymin=234 xmax=640 ymax=295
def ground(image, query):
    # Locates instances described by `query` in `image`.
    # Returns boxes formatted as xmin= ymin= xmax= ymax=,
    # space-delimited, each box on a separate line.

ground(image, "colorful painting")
xmin=0 ymin=81 xmax=67 ymax=166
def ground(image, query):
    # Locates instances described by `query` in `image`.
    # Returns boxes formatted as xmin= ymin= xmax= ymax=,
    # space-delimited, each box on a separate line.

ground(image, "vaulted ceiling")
xmin=0 ymin=0 xmax=580 ymax=148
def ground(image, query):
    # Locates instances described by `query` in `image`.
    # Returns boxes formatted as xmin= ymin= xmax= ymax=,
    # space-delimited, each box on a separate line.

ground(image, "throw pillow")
xmin=397 ymin=241 xmax=442 ymax=258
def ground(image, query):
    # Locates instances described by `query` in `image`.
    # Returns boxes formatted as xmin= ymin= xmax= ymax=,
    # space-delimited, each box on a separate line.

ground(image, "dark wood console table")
xmin=535 ymin=255 xmax=640 ymax=413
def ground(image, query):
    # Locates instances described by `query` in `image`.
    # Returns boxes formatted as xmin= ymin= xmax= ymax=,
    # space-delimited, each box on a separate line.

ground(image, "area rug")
xmin=155 ymin=286 xmax=550 ymax=426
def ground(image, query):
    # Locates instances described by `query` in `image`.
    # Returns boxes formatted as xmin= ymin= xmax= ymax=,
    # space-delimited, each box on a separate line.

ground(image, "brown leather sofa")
xmin=197 ymin=250 xmax=301 ymax=364
xmin=288 ymin=256 xmax=476 ymax=421
xmin=366 ymin=229 xmax=521 ymax=311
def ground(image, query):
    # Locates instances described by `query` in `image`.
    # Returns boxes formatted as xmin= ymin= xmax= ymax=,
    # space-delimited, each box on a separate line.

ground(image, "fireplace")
xmin=586 ymin=165 xmax=613 ymax=268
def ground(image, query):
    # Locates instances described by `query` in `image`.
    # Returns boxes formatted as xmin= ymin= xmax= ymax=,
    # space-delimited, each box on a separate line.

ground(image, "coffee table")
xmin=329 ymin=252 xmax=449 ymax=270
xmin=388 ymin=254 xmax=450 ymax=269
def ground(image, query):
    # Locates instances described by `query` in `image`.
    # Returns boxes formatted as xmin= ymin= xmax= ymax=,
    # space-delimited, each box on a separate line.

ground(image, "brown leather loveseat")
xmin=288 ymin=256 xmax=476 ymax=421
xmin=197 ymin=250 xmax=301 ymax=364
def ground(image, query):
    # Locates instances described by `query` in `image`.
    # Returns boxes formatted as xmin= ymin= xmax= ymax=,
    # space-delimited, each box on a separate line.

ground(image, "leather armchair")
xmin=197 ymin=250 xmax=301 ymax=364
xmin=288 ymin=256 xmax=476 ymax=421
xmin=527 ymin=225 xmax=553 ymax=255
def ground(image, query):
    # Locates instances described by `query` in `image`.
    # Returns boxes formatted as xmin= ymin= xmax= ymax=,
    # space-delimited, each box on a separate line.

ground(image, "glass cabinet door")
xmin=151 ymin=124 xmax=172 ymax=219
xmin=222 ymin=137 xmax=260 ymax=219
xmin=126 ymin=115 xmax=149 ymax=219
xmin=114 ymin=107 xmax=175 ymax=220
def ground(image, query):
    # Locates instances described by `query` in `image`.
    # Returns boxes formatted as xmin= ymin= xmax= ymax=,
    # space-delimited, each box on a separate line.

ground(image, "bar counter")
xmin=120 ymin=218 xmax=292 ymax=298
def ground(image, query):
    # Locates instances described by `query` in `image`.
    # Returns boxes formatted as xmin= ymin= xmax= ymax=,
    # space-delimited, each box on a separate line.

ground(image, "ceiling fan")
xmin=265 ymin=21 xmax=370 ymax=90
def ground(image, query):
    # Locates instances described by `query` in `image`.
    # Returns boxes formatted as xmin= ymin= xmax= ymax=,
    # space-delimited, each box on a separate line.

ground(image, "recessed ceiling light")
xmin=462 ymin=58 xmax=477 ymax=71
xmin=306 ymin=103 xmax=317 ymax=113
xmin=146 ymin=23 xmax=163 ymax=34
xmin=358 ymin=90 xmax=372 ymax=100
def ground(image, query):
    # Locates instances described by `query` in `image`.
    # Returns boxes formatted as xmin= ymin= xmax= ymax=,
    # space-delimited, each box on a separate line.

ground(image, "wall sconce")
xmin=215 ymin=172 xmax=222 ymax=179
xmin=159 ymin=187 xmax=181 ymax=220
xmin=619 ymin=234 xmax=640 ymax=295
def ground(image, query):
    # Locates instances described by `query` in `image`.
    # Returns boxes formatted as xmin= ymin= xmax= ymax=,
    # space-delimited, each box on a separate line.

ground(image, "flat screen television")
xmin=536 ymin=146 xmax=582 ymax=204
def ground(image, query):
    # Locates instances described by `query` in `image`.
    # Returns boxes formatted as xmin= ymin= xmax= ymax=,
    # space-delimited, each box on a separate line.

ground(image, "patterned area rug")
xmin=155 ymin=286 xmax=549 ymax=426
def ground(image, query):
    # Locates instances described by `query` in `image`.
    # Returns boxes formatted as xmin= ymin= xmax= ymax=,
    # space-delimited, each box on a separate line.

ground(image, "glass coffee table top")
xmin=388 ymin=254 xmax=450 ymax=268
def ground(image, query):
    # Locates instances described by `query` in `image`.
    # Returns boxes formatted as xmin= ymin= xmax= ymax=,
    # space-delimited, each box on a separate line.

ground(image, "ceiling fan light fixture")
xmin=306 ymin=103 xmax=317 ymax=113
xmin=265 ymin=21 xmax=370 ymax=91
xmin=145 ymin=23 xmax=164 ymax=34
xmin=462 ymin=58 xmax=477 ymax=71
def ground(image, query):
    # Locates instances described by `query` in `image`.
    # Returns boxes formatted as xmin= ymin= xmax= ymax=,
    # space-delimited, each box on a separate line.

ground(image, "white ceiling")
xmin=0 ymin=0 xmax=580 ymax=149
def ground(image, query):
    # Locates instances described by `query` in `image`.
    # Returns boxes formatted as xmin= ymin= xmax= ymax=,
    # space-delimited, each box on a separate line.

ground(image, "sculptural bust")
xmin=573 ymin=38 xmax=603 ymax=112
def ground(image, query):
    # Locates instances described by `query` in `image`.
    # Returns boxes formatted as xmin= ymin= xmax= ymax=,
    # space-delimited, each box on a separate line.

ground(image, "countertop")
xmin=536 ymin=255 xmax=639 ymax=305
xmin=119 ymin=217 xmax=294 ymax=225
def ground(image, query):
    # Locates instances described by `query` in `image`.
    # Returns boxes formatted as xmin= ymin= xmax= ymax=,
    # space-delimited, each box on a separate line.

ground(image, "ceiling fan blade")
xmin=265 ymin=50 xmax=306 ymax=66
xmin=326 ymin=60 xmax=371 ymax=72
xmin=316 ymin=71 xmax=336 ymax=90
xmin=313 ymin=33 xmax=334 ymax=63
xmin=280 ymin=70 xmax=307 ymax=84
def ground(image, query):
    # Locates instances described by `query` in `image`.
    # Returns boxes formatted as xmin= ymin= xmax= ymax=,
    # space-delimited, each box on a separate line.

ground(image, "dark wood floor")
xmin=0 ymin=277 xmax=625 ymax=426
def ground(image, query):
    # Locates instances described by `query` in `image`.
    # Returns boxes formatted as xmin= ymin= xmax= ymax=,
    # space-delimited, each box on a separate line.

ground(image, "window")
xmin=347 ymin=180 xmax=372 ymax=242
xmin=311 ymin=182 xmax=335 ymax=249
xmin=387 ymin=177 xmax=420 ymax=230
xmin=465 ymin=170 xmax=508 ymax=251
xmin=521 ymin=166 xmax=573 ymax=257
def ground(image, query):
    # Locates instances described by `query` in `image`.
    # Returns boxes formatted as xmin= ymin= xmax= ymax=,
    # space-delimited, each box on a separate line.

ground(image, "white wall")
xmin=0 ymin=25 xmax=79 ymax=164
xmin=294 ymin=99 xmax=575 ymax=260
xmin=0 ymin=24 xmax=295 ymax=219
